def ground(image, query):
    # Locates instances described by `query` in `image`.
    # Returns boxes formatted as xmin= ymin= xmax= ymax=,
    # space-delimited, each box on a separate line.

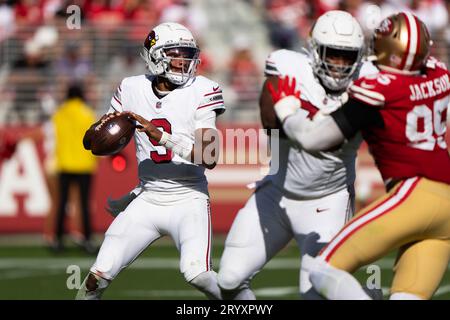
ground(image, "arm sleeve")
xmin=282 ymin=109 xmax=346 ymax=152
xmin=331 ymin=98 xmax=385 ymax=139
xmin=281 ymin=98 xmax=384 ymax=152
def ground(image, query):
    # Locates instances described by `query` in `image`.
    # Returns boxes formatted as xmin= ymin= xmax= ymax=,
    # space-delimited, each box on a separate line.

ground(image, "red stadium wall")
xmin=1 ymin=124 xmax=447 ymax=235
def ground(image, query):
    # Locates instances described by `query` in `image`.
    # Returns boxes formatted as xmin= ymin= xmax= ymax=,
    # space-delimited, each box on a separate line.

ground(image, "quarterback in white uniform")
xmin=218 ymin=11 xmax=377 ymax=299
xmin=77 ymin=22 xmax=224 ymax=300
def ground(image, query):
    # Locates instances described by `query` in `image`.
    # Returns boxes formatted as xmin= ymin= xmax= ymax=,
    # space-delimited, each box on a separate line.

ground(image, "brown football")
xmin=90 ymin=114 xmax=136 ymax=156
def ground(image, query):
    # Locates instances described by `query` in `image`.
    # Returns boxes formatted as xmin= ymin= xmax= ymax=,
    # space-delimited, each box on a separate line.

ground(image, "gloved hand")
xmin=266 ymin=75 xmax=301 ymax=103
xmin=105 ymin=192 xmax=138 ymax=218
xmin=267 ymin=76 xmax=302 ymax=122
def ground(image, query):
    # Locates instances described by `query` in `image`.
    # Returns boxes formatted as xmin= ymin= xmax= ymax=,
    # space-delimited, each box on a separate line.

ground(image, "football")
xmin=90 ymin=113 xmax=136 ymax=156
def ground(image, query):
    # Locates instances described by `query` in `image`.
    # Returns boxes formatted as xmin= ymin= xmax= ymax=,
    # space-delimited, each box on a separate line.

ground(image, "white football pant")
xmin=90 ymin=195 xmax=212 ymax=282
xmin=218 ymin=182 xmax=353 ymax=297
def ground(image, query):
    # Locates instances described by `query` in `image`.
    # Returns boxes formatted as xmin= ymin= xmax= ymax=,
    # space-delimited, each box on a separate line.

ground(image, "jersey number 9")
xmin=149 ymin=118 xmax=173 ymax=163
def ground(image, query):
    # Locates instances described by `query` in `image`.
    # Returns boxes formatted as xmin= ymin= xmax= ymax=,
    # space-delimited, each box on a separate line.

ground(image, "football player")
xmin=271 ymin=13 xmax=450 ymax=300
xmin=217 ymin=11 xmax=378 ymax=300
xmin=77 ymin=22 xmax=225 ymax=300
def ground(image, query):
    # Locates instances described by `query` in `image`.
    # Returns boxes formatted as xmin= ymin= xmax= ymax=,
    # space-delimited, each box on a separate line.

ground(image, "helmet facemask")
xmin=141 ymin=41 xmax=200 ymax=86
xmin=311 ymin=40 xmax=363 ymax=92
xmin=161 ymin=45 xmax=200 ymax=85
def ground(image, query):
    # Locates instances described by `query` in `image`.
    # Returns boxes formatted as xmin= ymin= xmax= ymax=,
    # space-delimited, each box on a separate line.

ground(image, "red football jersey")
xmin=348 ymin=57 xmax=450 ymax=184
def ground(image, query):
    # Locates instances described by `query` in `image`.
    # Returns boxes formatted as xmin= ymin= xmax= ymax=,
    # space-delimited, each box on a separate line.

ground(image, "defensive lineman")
xmin=272 ymin=13 xmax=450 ymax=300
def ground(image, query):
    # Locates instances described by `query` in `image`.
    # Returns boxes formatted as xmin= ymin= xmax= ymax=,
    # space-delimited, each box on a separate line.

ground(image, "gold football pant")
xmin=318 ymin=177 xmax=450 ymax=299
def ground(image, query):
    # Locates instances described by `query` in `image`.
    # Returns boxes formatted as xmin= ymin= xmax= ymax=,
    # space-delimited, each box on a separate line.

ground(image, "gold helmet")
xmin=371 ymin=12 xmax=432 ymax=74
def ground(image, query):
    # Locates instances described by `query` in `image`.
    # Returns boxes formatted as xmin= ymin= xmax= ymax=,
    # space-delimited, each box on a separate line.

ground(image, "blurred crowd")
xmin=263 ymin=0 xmax=449 ymax=48
xmin=0 ymin=0 xmax=450 ymax=125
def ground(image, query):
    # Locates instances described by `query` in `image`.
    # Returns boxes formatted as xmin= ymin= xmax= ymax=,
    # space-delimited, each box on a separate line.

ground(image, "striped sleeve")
xmin=348 ymin=77 xmax=386 ymax=107
xmin=264 ymin=53 xmax=280 ymax=76
xmin=197 ymin=83 xmax=225 ymax=114
xmin=109 ymin=83 xmax=124 ymax=112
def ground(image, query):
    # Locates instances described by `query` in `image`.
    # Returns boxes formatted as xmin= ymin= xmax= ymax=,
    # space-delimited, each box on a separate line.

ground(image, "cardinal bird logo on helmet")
xmin=144 ymin=30 xmax=159 ymax=50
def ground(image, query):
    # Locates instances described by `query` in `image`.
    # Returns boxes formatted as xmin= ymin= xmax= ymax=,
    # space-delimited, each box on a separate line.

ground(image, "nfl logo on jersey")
xmin=156 ymin=101 xmax=162 ymax=109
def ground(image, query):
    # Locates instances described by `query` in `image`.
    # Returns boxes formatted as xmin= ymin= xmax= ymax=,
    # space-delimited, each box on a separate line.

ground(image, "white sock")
xmin=302 ymin=254 xmax=372 ymax=300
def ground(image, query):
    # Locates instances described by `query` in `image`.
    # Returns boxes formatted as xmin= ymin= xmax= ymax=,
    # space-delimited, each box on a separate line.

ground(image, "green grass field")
xmin=0 ymin=235 xmax=449 ymax=300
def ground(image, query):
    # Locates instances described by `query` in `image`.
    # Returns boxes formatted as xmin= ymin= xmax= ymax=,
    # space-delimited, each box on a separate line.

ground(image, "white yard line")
xmin=0 ymin=257 xmax=444 ymax=271
xmin=0 ymin=257 xmax=302 ymax=270
xmin=254 ymin=286 xmax=298 ymax=297
xmin=0 ymin=269 xmax=61 ymax=280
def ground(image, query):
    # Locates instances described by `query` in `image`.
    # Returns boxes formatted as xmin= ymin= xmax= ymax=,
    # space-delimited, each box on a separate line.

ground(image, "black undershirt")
xmin=330 ymin=98 xmax=385 ymax=139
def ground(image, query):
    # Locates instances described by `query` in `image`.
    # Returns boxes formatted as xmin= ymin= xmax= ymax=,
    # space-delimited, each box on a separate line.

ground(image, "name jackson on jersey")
xmin=409 ymin=72 xmax=450 ymax=101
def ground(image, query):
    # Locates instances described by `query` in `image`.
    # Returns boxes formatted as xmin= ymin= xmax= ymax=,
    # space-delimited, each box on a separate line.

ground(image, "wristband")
xmin=274 ymin=96 xmax=301 ymax=122
xmin=159 ymin=131 xmax=193 ymax=161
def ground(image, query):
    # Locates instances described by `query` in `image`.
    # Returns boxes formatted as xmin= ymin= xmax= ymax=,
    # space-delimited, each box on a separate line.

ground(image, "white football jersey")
xmin=108 ymin=74 xmax=225 ymax=203
xmin=263 ymin=49 xmax=378 ymax=199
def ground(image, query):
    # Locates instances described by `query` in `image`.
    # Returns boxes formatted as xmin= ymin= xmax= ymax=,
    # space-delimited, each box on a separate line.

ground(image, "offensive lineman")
xmin=271 ymin=13 xmax=450 ymax=300
xmin=77 ymin=22 xmax=224 ymax=300
xmin=217 ymin=11 xmax=377 ymax=299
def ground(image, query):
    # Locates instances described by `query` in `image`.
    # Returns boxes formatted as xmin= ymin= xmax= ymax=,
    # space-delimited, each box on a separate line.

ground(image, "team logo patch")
xmin=145 ymin=30 xmax=159 ymax=49
xmin=376 ymin=18 xmax=393 ymax=36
